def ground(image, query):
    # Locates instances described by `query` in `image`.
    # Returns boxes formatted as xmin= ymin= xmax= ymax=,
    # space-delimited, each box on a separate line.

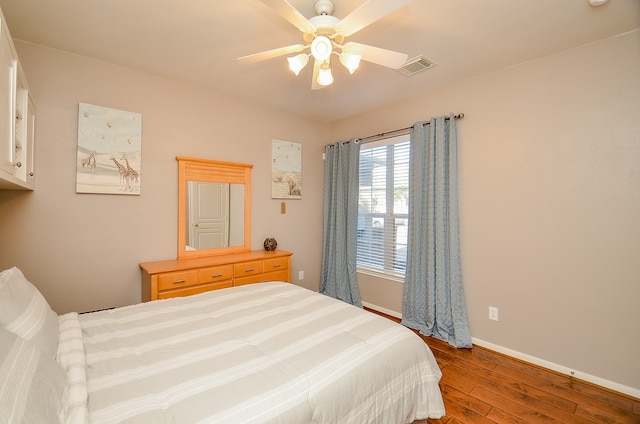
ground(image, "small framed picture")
xmin=271 ymin=139 xmax=302 ymax=199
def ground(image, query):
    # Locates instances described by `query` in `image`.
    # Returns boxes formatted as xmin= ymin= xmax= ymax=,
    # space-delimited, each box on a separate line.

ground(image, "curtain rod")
xmin=357 ymin=113 xmax=464 ymax=144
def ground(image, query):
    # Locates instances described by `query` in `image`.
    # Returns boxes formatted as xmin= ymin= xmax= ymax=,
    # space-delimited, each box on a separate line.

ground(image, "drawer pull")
xmin=173 ymin=279 xmax=187 ymax=284
xmin=272 ymin=263 xmax=282 ymax=267
xmin=211 ymin=273 xmax=223 ymax=278
xmin=244 ymin=268 xmax=255 ymax=272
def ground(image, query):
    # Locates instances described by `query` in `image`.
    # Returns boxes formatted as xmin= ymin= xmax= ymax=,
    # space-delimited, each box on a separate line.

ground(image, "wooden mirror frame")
xmin=177 ymin=156 xmax=253 ymax=258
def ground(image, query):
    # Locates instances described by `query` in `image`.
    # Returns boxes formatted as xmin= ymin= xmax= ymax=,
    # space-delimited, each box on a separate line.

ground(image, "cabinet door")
xmin=12 ymin=65 xmax=28 ymax=182
xmin=0 ymin=22 xmax=16 ymax=175
xmin=24 ymin=96 xmax=35 ymax=186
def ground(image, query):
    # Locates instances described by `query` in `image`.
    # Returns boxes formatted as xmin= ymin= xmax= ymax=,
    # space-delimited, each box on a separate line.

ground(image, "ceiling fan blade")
xmin=343 ymin=42 xmax=408 ymax=69
xmin=311 ymin=59 xmax=324 ymax=90
xmin=336 ymin=0 xmax=411 ymax=37
xmin=238 ymin=44 xmax=305 ymax=64
xmin=260 ymin=0 xmax=316 ymax=34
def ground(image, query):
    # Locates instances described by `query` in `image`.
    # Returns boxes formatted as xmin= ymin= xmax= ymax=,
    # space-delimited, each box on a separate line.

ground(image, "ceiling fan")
xmin=238 ymin=0 xmax=410 ymax=89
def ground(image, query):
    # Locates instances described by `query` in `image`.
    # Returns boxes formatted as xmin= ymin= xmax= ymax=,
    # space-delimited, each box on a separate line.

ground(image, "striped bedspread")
xmin=59 ymin=282 xmax=445 ymax=423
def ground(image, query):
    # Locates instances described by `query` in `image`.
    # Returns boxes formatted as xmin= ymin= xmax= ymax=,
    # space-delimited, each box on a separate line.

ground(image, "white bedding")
xmin=58 ymin=282 xmax=445 ymax=424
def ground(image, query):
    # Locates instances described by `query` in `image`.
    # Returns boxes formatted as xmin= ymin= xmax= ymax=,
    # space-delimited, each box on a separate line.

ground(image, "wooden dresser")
xmin=140 ymin=250 xmax=293 ymax=302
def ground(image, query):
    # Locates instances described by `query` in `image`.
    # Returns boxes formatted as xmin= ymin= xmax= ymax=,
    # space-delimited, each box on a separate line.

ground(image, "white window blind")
xmin=357 ymin=134 xmax=410 ymax=278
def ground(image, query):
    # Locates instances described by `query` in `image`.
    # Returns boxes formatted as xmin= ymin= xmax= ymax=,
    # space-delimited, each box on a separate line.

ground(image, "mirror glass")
xmin=185 ymin=181 xmax=245 ymax=250
xmin=177 ymin=157 xmax=252 ymax=258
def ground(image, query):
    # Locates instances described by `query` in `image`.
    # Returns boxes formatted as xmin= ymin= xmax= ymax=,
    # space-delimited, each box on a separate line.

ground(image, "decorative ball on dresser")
xmin=263 ymin=238 xmax=277 ymax=251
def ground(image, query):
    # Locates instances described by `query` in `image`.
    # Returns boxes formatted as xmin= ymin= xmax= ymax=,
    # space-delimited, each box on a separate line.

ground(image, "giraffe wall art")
xmin=76 ymin=103 xmax=142 ymax=195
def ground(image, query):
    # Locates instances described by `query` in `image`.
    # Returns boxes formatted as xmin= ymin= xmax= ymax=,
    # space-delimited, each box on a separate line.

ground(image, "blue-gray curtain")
xmin=320 ymin=139 xmax=363 ymax=307
xmin=401 ymin=115 xmax=472 ymax=348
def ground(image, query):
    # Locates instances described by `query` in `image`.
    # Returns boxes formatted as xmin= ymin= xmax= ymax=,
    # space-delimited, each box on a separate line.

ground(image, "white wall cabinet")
xmin=0 ymin=7 xmax=35 ymax=190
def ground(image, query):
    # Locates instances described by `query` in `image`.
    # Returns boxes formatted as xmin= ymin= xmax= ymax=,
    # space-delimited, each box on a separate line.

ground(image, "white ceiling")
xmin=1 ymin=0 xmax=638 ymax=122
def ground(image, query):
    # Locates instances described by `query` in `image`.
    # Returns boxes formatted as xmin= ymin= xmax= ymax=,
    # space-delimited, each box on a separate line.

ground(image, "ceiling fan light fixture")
xmin=311 ymin=36 xmax=332 ymax=61
xmin=240 ymin=0 xmax=411 ymax=90
xmin=287 ymin=53 xmax=309 ymax=75
xmin=317 ymin=62 xmax=334 ymax=86
xmin=339 ymin=52 xmax=361 ymax=74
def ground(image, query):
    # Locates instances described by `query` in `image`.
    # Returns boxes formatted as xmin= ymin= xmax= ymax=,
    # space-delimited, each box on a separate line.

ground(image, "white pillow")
xmin=0 ymin=267 xmax=59 ymax=357
xmin=0 ymin=327 xmax=69 ymax=424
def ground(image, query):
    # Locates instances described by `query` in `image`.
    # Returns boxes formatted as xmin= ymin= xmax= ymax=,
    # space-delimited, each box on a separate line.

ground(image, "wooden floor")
xmin=366 ymin=309 xmax=640 ymax=424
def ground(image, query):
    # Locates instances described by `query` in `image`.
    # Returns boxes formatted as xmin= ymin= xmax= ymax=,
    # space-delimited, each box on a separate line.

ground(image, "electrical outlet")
xmin=489 ymin=306 xmax=499 ymax=321
xmin=299 ymin=270 xmax=304 ymax=280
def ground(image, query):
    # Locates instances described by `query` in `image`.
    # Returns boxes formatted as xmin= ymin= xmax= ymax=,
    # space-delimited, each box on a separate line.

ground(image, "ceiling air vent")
xmin=397 ymin=55 xmax=436 ymax=76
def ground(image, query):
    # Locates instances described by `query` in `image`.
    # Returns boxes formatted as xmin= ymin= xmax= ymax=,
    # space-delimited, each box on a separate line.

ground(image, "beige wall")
xmin=331 ymin=31 xmax=640 ymax=393
xmin=0 ymin=42 xmax=327 ymax=314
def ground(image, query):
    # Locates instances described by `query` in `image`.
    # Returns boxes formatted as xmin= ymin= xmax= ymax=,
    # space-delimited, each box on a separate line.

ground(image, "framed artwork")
xmin=76 ymin=103 xmax=142 ymax=195
xmin=271 ymin=139 xmax=302 ymax=199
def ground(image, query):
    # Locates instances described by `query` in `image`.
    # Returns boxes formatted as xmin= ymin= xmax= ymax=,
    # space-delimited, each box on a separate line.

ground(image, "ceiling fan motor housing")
xmin=314 ymin=0 xmax=335 ymax=16
xmin=310 ymin=0 xmax=341 ymax=39
xmin=309 ymin=15 xmax=340 ymax=36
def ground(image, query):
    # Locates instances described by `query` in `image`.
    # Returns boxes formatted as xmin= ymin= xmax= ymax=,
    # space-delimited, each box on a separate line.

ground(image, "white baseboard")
xmin=362 ymin=301 xmax=403 ymax=319
xmin=363 ymin=302 xmax=640 ymax=399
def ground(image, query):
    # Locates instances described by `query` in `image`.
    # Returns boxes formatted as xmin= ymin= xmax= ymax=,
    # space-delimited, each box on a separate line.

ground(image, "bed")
xmin=0 ymin=266 xmax=445 ymax=423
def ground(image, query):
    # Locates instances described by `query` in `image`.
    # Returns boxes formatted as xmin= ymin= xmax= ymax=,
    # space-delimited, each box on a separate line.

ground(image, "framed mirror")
xmin=177 ymin=156 xmax=252 ymax=258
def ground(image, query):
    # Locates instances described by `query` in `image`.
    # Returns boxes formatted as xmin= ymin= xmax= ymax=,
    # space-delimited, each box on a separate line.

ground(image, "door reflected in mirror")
xmin=186 ymin=181 xmax=245 ymax=250
xmin=177 ymin=157 xmax=252 ymax=259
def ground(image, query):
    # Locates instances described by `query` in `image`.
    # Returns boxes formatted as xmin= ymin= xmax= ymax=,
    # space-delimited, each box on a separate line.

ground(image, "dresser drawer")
xmin=158 ymin=270 xmax=199 ymax=291
xmin=233 ymin=273 xmax=267 ymax=286
xmin=233 ymin=260 xmax=263 ymax=278
xmin=158 ymin=280 xmax=233 ymax=299
xmin=263 ymin=257 xmax=289 ymax=272
xmin=234 ymin=269 xmax=290 ymax=287
xmin=197 ymin=264 xmax=233 ymax=284
xmin=262 ymin=269 xmax=290 ymax=283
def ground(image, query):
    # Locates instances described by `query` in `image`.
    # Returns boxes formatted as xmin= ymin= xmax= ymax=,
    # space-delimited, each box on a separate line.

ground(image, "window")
xmin=357 ymin=134 xmax=410 ymax=278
